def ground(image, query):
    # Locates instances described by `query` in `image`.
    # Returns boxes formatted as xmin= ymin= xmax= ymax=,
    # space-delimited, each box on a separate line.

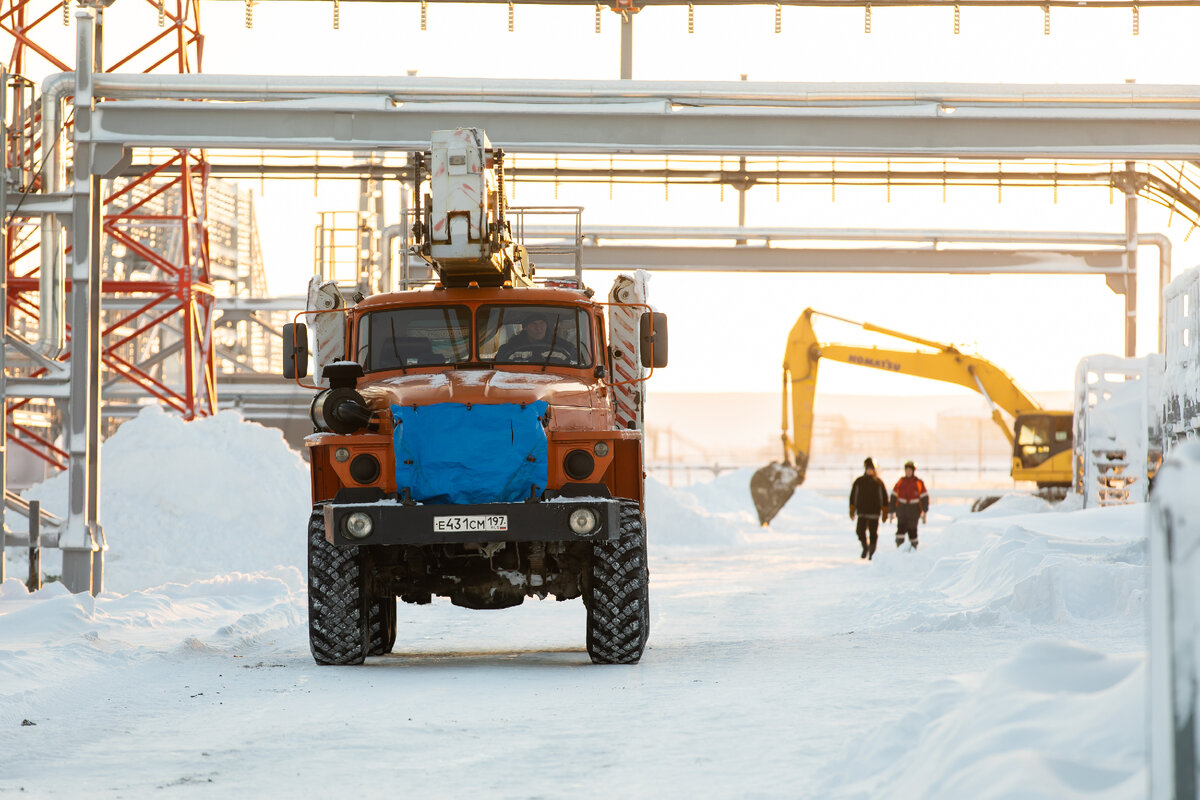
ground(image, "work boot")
xmin=861 ymin=544 xmax=868 ymax=559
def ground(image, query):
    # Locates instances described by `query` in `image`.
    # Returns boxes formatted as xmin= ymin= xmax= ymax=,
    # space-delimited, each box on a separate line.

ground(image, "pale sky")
xmin=35 ymin=1 xmax=1200 ymax=398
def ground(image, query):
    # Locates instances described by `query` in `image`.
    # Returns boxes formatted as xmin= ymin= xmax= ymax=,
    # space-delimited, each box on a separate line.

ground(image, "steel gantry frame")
xmin=0 ymin=0 xmax=210 ymax=593
xmin=10 ymin=18 xmax=1200 ymax=591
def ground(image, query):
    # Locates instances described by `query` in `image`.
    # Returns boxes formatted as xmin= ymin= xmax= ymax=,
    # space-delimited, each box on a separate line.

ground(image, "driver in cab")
xmin=497 ymin=313 xmax=551 ymax=360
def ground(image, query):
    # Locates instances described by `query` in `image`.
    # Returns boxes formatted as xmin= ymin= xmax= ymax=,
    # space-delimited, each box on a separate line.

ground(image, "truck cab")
xmin=285 ymin=129 xmax=666 ymax=666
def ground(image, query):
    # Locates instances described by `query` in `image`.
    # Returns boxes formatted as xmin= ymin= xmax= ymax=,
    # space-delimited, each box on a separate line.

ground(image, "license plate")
xmin=432 ymin=514 xmax=509 ymax=533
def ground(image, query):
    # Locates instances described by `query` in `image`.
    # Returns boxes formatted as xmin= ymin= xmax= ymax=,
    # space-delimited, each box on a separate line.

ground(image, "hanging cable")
xmin=774 ymin=2 xmax=781 ymax=33
xmin=333 ymin=0 xmax=339 ymax=30
xmin=421 ymin=0 xmax=427 ymax=31
xmin=245 ymin=0 xmax=253 ymax=29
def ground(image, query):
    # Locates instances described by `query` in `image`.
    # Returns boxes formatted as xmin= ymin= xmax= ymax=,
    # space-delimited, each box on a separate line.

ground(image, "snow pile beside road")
xmin=818 ymin=640 xmax=1146 ymax=799
xmin=0 ymin=570 xmax=305 ymax=706
xmin=854 ymin=503 xmax=1146 ymax=631
xmin=973 ymin=493 xmax=1054 ymax=517
xmin=645 ymin=468 xmax=846 ymax=548
xmin=21 ymin=407 xmax=312 ymax=593
xmin=644 ymin=475 xmax=749 ymax=547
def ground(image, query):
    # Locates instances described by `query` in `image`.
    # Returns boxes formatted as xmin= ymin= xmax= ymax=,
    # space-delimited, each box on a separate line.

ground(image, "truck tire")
xmin=308 ymin=508 xmax=369 ymax=665
xmin=368 ymin=594 xmax=397 ymax=656
xmin=587 ymin=499 xmax=650 ymax=664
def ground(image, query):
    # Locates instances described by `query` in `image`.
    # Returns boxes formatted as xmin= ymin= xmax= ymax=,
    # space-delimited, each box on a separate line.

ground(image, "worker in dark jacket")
xmin=890 ymin=460 xmax=929 ymax=550
xmin=849 ymin=458 xmax=889 ymax=560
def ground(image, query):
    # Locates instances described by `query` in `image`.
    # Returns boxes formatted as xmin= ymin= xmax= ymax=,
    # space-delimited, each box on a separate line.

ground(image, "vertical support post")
xmin=1148 ymin=444 xmax=1200 ymax=799
xmin=619 ymin=12 xmax=633 ymax=79
xmin=1124 ymin=160 xmax=1138 ymax=358
xmin=61 ymin=9 xmax=104 ymax=595
xmin=0 ymin=67 xmax=7 ymax=586
xmin=736 ymin=156 xmax=747 ymax=246
xmin=399 ymin=179 xmax=410 ymax=291
xmin=27 ymin=500 xmax=40 ymax=591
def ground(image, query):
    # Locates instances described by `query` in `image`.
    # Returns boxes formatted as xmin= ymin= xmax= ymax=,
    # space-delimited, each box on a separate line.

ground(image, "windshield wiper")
xmin=541 ymin=318 xmax=562 ymax=372
xmin=388 ymin=317 xmax=407 ymax=374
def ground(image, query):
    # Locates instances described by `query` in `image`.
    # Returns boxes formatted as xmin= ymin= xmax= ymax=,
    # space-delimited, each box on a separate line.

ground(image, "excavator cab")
xmin=1012 ymin=411 xmax=1074 ymax=486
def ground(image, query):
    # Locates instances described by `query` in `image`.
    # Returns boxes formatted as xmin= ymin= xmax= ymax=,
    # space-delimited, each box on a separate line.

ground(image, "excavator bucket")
xmin=750 ymin=461 xmax=801 ymax=526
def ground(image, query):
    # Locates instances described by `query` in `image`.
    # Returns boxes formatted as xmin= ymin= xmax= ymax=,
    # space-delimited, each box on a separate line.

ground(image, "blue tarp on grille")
xmin=391 ymin=401 xmax=549 ymax=505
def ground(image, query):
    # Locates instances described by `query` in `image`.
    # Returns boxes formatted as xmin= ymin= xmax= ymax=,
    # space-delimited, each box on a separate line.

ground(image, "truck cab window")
xmin=478 ymin=305 xmax=594 ymax=368
xmin=357 ymin=306 xmax=471 ymax=372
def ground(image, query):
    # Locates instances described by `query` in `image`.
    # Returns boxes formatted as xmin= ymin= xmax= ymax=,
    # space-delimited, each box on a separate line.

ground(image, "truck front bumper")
xmin=322 ymin=496 xmax=622 ymax=547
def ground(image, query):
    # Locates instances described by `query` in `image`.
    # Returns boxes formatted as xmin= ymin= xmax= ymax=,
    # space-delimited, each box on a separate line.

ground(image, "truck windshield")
xmin=478 ymin=305 xmax=593 ymax=368
xmin=356 ymin=306 xmax=472 ymax=372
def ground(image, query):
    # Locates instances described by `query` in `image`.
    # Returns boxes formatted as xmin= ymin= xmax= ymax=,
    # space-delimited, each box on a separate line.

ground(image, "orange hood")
xmin=360 ymin=370 xmax=599 ymax=411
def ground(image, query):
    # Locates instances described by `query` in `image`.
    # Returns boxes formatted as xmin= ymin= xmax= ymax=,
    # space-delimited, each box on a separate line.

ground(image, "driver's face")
xmin=526 ymin=319 xmax=548 ymax=341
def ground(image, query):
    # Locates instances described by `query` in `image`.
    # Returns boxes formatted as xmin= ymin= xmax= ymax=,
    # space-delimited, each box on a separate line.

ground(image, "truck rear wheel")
xmin=587 ymin=499 xmax=650 ymax=664
xmin=368 ymin=594 xmax=397 ymax=656
xmin=308 ymin=508 xmax=370 ymax=665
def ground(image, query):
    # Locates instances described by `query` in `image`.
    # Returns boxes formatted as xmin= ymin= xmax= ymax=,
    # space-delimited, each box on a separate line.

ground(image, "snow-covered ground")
xmin=0 ymin=411 xmax=1148 ymax=797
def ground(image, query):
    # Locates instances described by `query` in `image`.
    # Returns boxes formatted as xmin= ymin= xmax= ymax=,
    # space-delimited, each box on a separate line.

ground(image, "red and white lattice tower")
xmin=2 ymin=0 xmax=212 ymax=472
xmin=607 ymin=271 xmax=648 ymax=432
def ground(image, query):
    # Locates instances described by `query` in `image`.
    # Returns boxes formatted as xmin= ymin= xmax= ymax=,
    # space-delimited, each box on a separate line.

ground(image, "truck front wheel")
xmin=308 ymin=508 xmax=370 ymax=665
xmin=586 ymin=499 xmax=650 ymax=664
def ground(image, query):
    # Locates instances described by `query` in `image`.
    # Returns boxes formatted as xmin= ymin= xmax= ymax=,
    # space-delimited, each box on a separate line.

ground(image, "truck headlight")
xmin=344 ymin=512 xmax=374 ymax=539
xmin=593 ymin=441 xmax=610 ymax=457
xmin=564 ymin=449 xmax=595 ymax=480
xmin=334 ymin=447 xmax=351 ymax=463
xmin=349 ymin=454 xmax=381 ymax=484
xmin=569 ymin=508 xmax=598 ymax=535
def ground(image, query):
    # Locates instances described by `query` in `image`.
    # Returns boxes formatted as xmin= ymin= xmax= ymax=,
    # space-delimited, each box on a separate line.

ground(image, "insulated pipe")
xmin=36 ymin=72 xmax=74 ymax=358
xmin=1141 ymin=232 xmax=1172 ymax=354
xmin=381 ymin=222 xmax=404 ymax=291
xmin=524 ymin=226 xmax=1143 ymax=243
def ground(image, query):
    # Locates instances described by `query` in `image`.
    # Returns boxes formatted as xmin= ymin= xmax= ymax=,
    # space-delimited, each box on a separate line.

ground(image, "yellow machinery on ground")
xmin=750 ymin=308 xmax=1073 ymax=525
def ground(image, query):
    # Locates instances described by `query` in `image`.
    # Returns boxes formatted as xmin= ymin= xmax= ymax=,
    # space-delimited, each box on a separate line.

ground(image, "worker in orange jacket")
xmin=889 ymin=460 xmax=929 ymax=550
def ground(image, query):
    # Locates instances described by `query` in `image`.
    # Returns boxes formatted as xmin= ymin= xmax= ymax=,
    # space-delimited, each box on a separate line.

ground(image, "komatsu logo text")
xmin=848 ymin=354 xmax=902 ymax=372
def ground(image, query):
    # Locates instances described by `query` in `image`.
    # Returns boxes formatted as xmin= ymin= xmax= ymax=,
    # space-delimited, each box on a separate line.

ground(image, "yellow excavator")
xmin=750 ymin=308 xmax=1073 ymax=526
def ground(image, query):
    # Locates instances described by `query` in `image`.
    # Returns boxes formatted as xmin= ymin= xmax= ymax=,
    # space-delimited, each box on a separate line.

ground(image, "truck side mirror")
xmin=283 ymin=322 xmax=309 ymax=379
xmin=639 ymin=312 xmax=668 ymax=369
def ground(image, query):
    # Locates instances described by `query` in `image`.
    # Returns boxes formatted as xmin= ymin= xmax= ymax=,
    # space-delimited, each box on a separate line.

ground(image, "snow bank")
xmin=645 ymin=475 xmax=749 ymax=547
xmin=817 ymin=640 xmax=1146 ymax=799
xmin=852 ymin=503 xmax=1146 ymax=631
xmin=0 ymin=570 xmax=304 ymax=703
xmin=644 ymin=468 xmax=846 ymax=548
xmin=19 ymin=407 xmax=312 ymax=593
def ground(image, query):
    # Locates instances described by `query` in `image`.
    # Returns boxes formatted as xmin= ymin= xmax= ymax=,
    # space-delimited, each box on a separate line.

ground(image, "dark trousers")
xmin=856 ymin=515 xmax=880 ymax=558
xmin=895 ymin=506 xmax=920 ymax=548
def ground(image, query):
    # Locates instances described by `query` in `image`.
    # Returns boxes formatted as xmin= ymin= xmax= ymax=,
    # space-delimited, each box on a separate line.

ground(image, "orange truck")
xmin=284 ymin=129 xmax=667 ymax=666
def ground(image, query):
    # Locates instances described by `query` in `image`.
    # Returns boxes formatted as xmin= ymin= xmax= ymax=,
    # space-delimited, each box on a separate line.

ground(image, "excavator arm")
xmin=751 ymin=307 xmax=1051 ymax=526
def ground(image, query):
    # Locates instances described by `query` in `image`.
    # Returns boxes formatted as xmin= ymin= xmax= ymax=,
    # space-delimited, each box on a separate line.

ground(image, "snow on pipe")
xmin=65 ymin=74 xmax=1200 ymax=108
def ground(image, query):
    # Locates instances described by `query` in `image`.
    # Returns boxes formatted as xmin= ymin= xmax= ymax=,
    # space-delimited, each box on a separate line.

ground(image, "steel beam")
xmin=74 ymin=76 xmax=1200 ymax=159
xmin=529 ymin=244 xmax=1127 ymax=273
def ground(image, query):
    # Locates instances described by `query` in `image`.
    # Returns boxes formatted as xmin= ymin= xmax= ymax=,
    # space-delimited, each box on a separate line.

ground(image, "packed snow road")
xmin=0 ymin=411 xmax=1148 ymax=798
